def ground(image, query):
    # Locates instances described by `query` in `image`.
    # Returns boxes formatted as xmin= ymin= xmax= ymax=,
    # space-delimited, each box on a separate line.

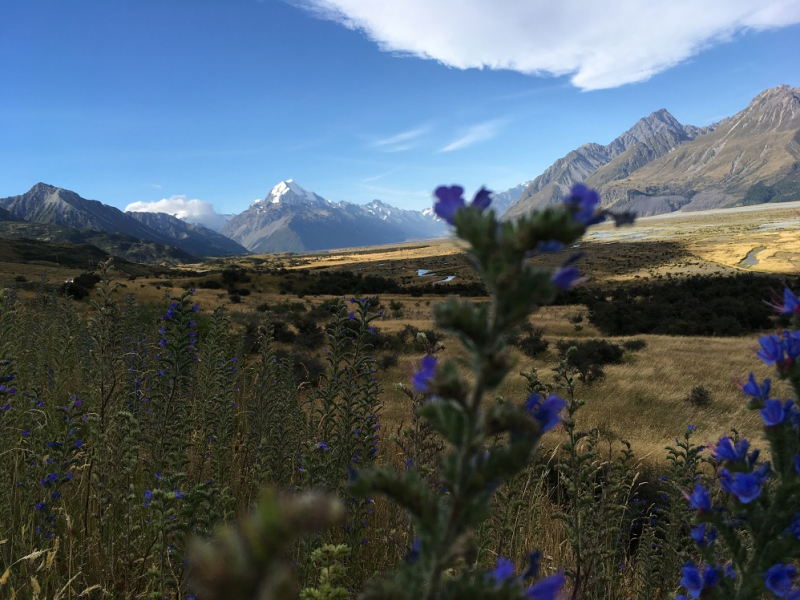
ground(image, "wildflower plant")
xmin=677 ymin=288 xmax=800 ymax=599
xmin=344 ymin=184 xmax=634 ymax=599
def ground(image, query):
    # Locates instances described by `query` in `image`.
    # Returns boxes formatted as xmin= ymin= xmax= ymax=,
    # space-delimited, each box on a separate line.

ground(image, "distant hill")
xmin=0 ymin=184 xmax=244 ymax=258
xmin=221 ymin=180 xmax=448 ymax=253
xmin=0 ymin=236 xmax=167 ymax=277
xmin=506 ymin=84 xmax=799 ymax=218
xmin=0 ymin=221 xmax=199 ymax=265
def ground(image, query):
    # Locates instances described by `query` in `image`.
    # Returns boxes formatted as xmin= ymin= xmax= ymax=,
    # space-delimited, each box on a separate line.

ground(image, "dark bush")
xmin=14 ymin=275 xmax=26 ymax=283
xmin=256 ymin=303 xmax=270 ymax=312
xmin=221 ymin=267 xmax=250 ymax=286
xmin=555 ymin=273 xmax=800 ymax=336
xmin=229 ymin=294 xmax=241 ymax=304
xmin=292 ymin=313 xmax=325 ymax=350
xmin=556 ymin=339 xmax=625 ymax=383
xmin=508 ymin=324 xmax=549 ymax=358
xmin=198 ymin=279 xmax=222 ymax=289
xmin=685 ymin=385 xmax=712 ymax=407
xmin=622 ymin=339 xmax=647 ymax=352
xmin=380 ymin=354 xmax=399 ymax=370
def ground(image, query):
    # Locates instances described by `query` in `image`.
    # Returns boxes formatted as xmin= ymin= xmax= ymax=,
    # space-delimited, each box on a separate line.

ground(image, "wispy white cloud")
xmin=125 ymin=195 xmax=228 ymax=231
xmin=360 ymin=167 xmax=401 ymax=183
xmin=371 ymin=125 xmax=430 ymax=152
xmin=296 ymin=0 xmax=800 ymax=90
xmin=440 ymin=120 xmax=503 ymax=152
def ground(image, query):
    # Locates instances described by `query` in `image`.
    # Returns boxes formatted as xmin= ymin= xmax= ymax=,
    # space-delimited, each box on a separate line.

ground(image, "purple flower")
xmin=764 ymin=563 xmax=797 ymax=597
xmin=525 ymin=394 xmax=566 ymax=433
xmin=524 ymin=573 xmax=565 ymax=600
xmin=796 ymin=455 xmax=800 ymax=475
xmin=174 ymin=489 xmax=184 ymax=500
xmin=317 ymin=441 xmax=330 ymax=451
xmin=686 ymin=484 xmax=711 ymax=513
xmin=471 ymin=187 xmax=492 ymax=211
xmin=412 ymin=355 xmax=437 ymax=393
xmin=564 ymin=184 xmax=604 ymax=226
xmin=551 ymin=266 xmax=581 ymax=290
xmin=433 ymin=185 xmax=466 ymax=224
xmin=432 ymin=185 xmax=492 ymax=225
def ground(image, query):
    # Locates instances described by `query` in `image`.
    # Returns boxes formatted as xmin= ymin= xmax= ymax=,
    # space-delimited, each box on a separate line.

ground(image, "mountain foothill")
xmin=0 ymin=84 xmax=797 ymax=265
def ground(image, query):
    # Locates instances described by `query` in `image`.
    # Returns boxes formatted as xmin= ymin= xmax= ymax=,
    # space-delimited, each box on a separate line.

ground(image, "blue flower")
xmin=551 ymin=266 xmax=581 ymax=290
xmin=764 ymin=563 xmax=797 ymax=597
xmin=412 ymin=355 xmax=437 ymax=393
xmin=405 ymin=538 xmax=420 ymax=564
xmin=522 ymin=551 xmax=541 ymax=580
xmin=488 ymin=556 xmax=515 ymax=585
xmin=680 ymin=563 xmax=719 ymax=599
xmin=525 ymin=394 xmax=566 ymax=433
xmin=719 ymin=469 xmax=764 ymax=503
xmin=686 ymin=484 xmax=711 ymax=513
xmin=174 ymin=489 xmax=184 ymax=500
xmin=788 ymin=513 xmax=800 ymax=540
xmin=317 ymin=441 xmax=330 ymax=451
xmin=564 ymin=184 xmax=603 ymax=226
xmin=741 ymin=372 xmax=771 ymax=401
xmin=758 ymin=334 xmax=784 ymax=365
xmin=713 ymin=437 xmax=751 ymax=463
xmin=796 ymin=456 xmax=800 ymax=475
xmin=524 ymin=573 xmax=565 ymax=600
xmin=761 ymin=399 xmax=794 ymax=427
xmin=690 ymin=523 xmax=717 ymax=547
xmin=776 ymin=287 xmax=800 ymax=316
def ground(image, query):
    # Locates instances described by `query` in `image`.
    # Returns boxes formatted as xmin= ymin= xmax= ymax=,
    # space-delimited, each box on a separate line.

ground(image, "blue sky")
xmin=2 ymin=0 xmax=799 ymax=223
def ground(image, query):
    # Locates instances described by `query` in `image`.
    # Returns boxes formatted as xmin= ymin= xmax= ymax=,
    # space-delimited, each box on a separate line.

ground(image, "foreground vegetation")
xmin=1 ymin=186 xmax=798 ymax=599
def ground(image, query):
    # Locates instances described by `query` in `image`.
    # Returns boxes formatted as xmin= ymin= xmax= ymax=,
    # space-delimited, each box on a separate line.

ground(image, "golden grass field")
xmin=1 ymin=201 xmax=798 ymax=464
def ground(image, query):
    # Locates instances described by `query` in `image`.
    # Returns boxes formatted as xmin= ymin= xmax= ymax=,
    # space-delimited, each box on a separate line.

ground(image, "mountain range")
xmin=220 ymin=180 xmax=447 ymax=253
xmin=506 ymin=84 xmax=800 ymax=217
xmin=1 ymin=85 xmax=797 ymax=263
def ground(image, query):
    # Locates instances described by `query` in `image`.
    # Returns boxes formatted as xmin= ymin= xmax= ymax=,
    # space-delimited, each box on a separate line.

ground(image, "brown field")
xmin=1 ymin=200 xmax=797 ymax=463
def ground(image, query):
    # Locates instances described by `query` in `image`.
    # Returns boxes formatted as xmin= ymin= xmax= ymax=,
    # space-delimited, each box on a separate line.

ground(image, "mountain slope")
xmin=0 ymin=184 xmax=244 ymax=258
xmin=507 ymin=84 xmax=799 ymax=219
xmin=126 ymin=211 xmax=248 ymax=256
xmin=602 ymin=85 xmax=800 ymax=214
xmin=222 ymin=180 xmax=447 ymax=253
xmin=505 ymin=108 xmax=710 ymax=218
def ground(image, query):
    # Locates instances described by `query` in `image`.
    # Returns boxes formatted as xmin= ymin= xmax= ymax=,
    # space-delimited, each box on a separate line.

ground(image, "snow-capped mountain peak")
xmin=253 ymin=179 xmax=323 ymax=207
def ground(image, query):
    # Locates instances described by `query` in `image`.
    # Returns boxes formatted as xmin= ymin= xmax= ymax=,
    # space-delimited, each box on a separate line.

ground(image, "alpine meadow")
xmin=1 ymin=1 xmax=800 ymax=599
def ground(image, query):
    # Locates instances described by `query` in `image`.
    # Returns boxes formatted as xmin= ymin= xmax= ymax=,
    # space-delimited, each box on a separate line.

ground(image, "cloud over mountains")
xmin=125 ymin=196 xmax=229 ymax=231
xmin=298 ymin=0 xmax=800 ymax=89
